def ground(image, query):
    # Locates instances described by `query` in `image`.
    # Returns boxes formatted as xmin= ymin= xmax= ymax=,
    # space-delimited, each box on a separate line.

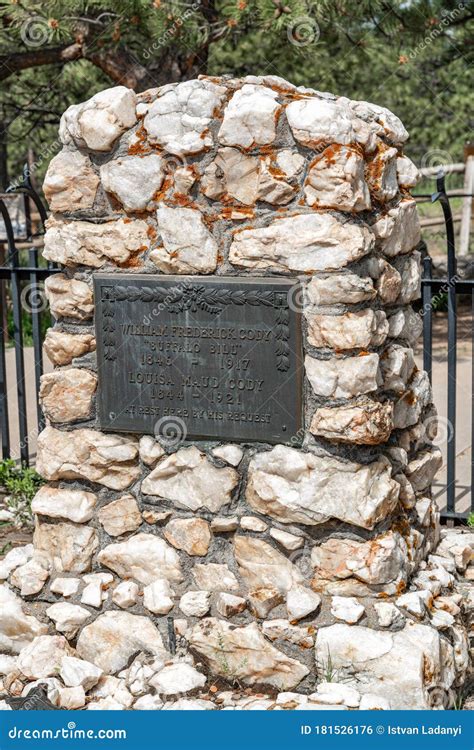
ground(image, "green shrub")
xmin=0 ymin=459 xmax=44 ymax=529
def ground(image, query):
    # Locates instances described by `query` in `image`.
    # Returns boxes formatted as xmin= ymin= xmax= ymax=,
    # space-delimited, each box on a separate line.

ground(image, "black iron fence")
xmin=0 ymin=171 xmax=58 ymax=465
xmin=0 ymin=170 xmax=472 ymax=521
xmin=418 ymin=174 xmax=474 ymax=522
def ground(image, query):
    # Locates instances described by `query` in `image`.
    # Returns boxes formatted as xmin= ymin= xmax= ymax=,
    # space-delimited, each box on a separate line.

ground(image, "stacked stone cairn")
xmin=0 ymin=75 xmax=472 ymax=711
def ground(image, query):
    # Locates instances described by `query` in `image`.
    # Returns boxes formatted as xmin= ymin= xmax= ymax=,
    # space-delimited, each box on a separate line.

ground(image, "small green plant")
xmin=467 ymin=512 xmax=474 ymax=528
xmin=215 ymin=632 xmax=248 ymax=687
xmin=315 ymin=646 xmax=350 ymax=684
xmin=431 ymin=292 xmax=449 ymax=313
xmin=0 ymin=459 xmax=44 ymax=530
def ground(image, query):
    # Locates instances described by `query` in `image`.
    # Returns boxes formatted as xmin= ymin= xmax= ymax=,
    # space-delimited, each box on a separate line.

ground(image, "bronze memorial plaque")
xmin=94 ymin=274 xmax=303 ymax=444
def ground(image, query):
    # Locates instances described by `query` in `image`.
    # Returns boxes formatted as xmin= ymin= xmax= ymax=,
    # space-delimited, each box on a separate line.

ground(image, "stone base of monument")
xmin=0 ymin=75 xmax=471 ymax=710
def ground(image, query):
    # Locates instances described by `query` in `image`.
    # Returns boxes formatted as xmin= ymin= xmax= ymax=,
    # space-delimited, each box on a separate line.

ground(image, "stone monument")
xmin=0 ymin=75 xmax=470 ymax=711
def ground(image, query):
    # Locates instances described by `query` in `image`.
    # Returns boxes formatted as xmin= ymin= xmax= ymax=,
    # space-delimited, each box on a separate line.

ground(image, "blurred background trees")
xmin=0 ymin=0 xmax=472 ymax=187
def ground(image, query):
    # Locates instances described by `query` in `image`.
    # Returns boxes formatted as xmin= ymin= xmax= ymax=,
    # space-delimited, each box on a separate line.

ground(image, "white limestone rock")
xmin=397 ymin=155 xmax=420 ymax=188
xmin=304 ymin=146 xmax=370 ymax=211
xmin=380 ymin=345 xmax=416 ymax=393
xmin=374 ymin=602 xmax=399 ymax=628
xmin=436 ymin=531 xmax=474 ymax=572
xmin=366 ymin=145 xmax=398 ymax=201
xmin=246 ymin=445 xmax=399 ymax=530
xmin=34 ymin=521 xmax=98 ymax=574
xmin=240 ymin=516 xmax=268 ymax=533
xmin=248 ymin=586 xmax=283 ymax=618
xmin=396 ymin=591 xmax=427 ymax=618
xmin=359 ymin=693 xmax=391 ymax=710
xmin=98 ymin=494 xmax=142 ymax=537
xmin=189 ymin=618 xmax=309 ymax=690
xmin=306 ymin=309 xmax=388 ymax=350
xmin=36 ymin=426 xmax=140 ymax=491
xmin=10 ymin=555 xmax=50 ymax=596
xmin=179 ymin=590 xmax=210 ymax=617
xmin=305 ymin=353 xmax=380 ymax=399
xmin=218 ymin=84 xmax=281 ymax=148
xmin=211 ymin=444 xmax=244 ymax=466
xmin=315 ymin=622 xmax=454 ymax=709
xmin=230 ymin=213 xmax=374 ymax=273
xmin=393 ymin=251 xmax=421 ymax=304
xmin=45 ymin=274 xmax=93 ymax=320
xmin=215 ymin=592 xmax=247 ymax=618
xmin=32 ymin=486 xmax=97 ymax=524
xmin=0 ymin=545 xmax=33 ymax=581
xmin=112 ymin=580 xmax=139 ymax=609
xmin=270 ymin=528 xmax=304 ymax=551
xmin=387 ymin=307 xmax=423 ymax=346
xmin=43 ymin=216 xmax=149 ymax=268
xmin=0 ymin=584 xmax=47 ymax=654
xmin=262 ymin=619 xmax=313 ymax=648
xmin=43 ymin=330 xmax=96 ymax=366
xmin=144 ymin=79 xmax=227 ymax=155
xmin=306 ymin=274 xmax=376 ymax=307
xmin=100 ymin=154 xmax=165 ymax=210
xmin=286 ymin=98 xmax=357 ymax=147
xmin=191 ymin=563 xmax=239 ymax=592
xmin=98 ymin=532 xmax=183 ymax=585
xmin=59 ymin=686 xmax=86 ymax=709
xmin=81 ymin=572 xmax=113 ymax=608
xmin=134 ymin=694 xmax=164 ymax=710
xmin=60 ymin=86 xmax=137 ymax=151
xmin=138 ymin=436 xmax=165 ymax=466
xmin=351 ymin=100 xmax=409 ymax=145
xmin=143 ymin=579 xmax=174 ymax=614
xmin=46 ymin=602 xmax=91 ymax=637
xmin=39 ymin=368 xmax=97 ymax=423
xmin=276 ymin=149 xmax=305 ymax=178
xmin=164 ymin=517 xmax=211 ymax=556
xmin=311 ymin=531 xmax=418 ymax=596
xmin=50 ymin=577 xmax=80 ymax=598
xmin=430 ymin=609 xmax=455 ymax=630
xmin=150 ymin=663 xmax=206 ymax=695
xmin=310 ymin=400 xmax=393 ymax=445
xmin=141 ymin=446 xmax=238 ymax=513
xmin=77 ymin=611 xmax=167 ymax=673
xmin=0 ymin=655 xmax=16 ymax=675
xmin=330 ymin=596 xmax=365 ymax=624
xmin=371 ymin=199 xmax=420 ymax=257
xmin=211 ymin=516 xmax=239 ymax=533
xmin=43 ymin=150 xmax=99 ymax=212
xmin=286 ymin=585 xmax=321 ymax=622
xmin=234 ymin=536 xmax=302 ymax=594
xmin=151 ymin=205 xmax=218 ymax=274
xmin=17 ymin=635 xmax=73 ymax=679
xmin=311 ymin=682 xmax=360 ymax=708
xmin=375 ymin=259 xmax=402 ymax=303
xmin=405 ymin=449 xmax=442 ymax=492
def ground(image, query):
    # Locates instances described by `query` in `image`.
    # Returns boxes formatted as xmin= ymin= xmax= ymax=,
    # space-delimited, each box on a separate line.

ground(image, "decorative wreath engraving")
xmin=100 ymin=282 xmax=292 ymax=371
